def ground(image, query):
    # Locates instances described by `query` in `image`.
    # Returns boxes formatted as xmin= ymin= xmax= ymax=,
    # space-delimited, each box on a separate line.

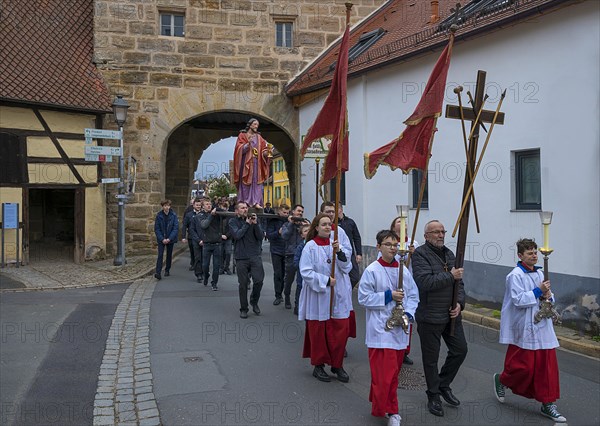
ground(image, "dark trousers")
xmin=156 ymin=243 xmax=174 ymax=274
xmin=236 ymin=256 xmax=264 ymax=312
xmin=349 ymin=254 xmax=360 ymax=288
xmin=188 ymin=239 xmax=195 ymax=266
xmin=271 ymin=252 xmax=285 ymax=298
xmin=192 ymin=242 xmax=203 ymax=278
xmin=220 ymin=239 xmax=232 ymax=272
xmin=283 ymin=254 xmax=296 ymax=300
xmin=202 ymin=242 xmax=222 ymax=286
xmin=417 ymin=319 xmax=468 ymax=398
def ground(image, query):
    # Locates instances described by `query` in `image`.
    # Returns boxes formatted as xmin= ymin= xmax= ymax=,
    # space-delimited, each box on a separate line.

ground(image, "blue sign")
xmin=2 ymin=203 xmax=19 ymax=229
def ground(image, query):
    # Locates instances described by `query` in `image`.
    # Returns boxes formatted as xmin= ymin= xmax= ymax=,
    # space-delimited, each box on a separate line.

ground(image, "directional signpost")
xmin=84 ymin=128 xmax=123 ymax=163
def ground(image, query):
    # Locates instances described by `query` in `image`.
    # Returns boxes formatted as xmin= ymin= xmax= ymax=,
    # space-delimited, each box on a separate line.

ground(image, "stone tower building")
xmin=94 ymin=0 xmax=383 ymax=254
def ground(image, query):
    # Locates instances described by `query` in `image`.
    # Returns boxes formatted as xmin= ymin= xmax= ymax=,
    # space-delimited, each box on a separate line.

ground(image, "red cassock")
xmin=368 ymin=348 xmax=405 ymax=417
xmin=232 ymin=132 xmax=270 ymax=187
xmin=500 ymin=344 xmax=560 ymax=403
xmin=303 ymin=318 xmax=350 ymax=368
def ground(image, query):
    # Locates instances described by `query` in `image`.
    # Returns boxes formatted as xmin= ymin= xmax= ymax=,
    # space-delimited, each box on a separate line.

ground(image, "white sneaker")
xmin=387 ymin=413 xmax=401 ymax=426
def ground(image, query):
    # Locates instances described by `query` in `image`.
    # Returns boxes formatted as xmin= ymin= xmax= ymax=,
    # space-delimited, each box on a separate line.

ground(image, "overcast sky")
xmin=195 ymin=137 xmax=235 ymax=180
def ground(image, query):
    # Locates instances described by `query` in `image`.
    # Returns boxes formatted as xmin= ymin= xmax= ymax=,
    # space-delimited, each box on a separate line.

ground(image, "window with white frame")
xmin=160 ymin=12 xmax=185 ymax=37
xmin=275 ymin=22 xmax=293 ymax=48
xmin=514 ymin=149 xmax=541 ymax=210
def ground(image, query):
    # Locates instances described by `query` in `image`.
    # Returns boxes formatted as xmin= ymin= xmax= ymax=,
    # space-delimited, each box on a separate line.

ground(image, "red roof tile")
xmin=0 ymin=0 xmax=112 ymax=113
xmin=286 ymin=0 xmax=570 ymax=97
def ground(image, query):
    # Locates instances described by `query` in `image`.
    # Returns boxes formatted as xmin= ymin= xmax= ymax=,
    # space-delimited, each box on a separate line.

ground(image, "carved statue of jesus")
xmin=232 ymin=118 xmax=271 ymax=208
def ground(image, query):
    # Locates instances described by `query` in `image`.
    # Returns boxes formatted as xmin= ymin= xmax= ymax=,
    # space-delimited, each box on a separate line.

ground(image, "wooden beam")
xmin=445 ymin=104 xmax=505 ymax=124
xmin=27 ymin=157 xmax=91 ymax=166
xmin=0 ymin=128 xmax=86 ymax=139
xmin=32 ymin=108 xmax=85 ymax=184
xmin=291 ymin=87 xmax=330 ymax=108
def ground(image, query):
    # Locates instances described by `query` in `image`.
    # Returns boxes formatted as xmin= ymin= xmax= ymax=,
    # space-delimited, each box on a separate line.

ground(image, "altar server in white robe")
xmin=299 ymin=213 xmax=353 ymax=383
xmin=359 ymin=230 xmax=419 ymax=425
xmin=320 ymin=201 xmax=356 ymax=340
xmin=493 ymin=238 xmax=566 ymax=423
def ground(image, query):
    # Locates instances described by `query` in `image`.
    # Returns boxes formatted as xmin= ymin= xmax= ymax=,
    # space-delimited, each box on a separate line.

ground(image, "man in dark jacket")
xmin=219 ymin=200 xmax=233 ymax=275
xmin=199 ymin=199 xmax=226 ymax=290
xmin=188 ymin=199 xmax=208 ymax=284
xmin=154 ymin=199 xmax=179 ymax=280
xmin=281 ymin=204 xmax=310 ymax=310
xmin=182 ymin=198 xmax=202 ymax=270
xmin=338 ymin=205 xmax=363 ymax=288
xmin=266 ymin=204 xmax=289 ymax=306
xmin=411 ymin=220 xmax=467 ymax=418
xmin=229 ymin=201 xmax=265 ymax=318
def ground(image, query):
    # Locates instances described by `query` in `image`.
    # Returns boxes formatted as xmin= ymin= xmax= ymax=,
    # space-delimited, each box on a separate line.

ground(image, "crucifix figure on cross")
xmin=444 ymin=69 xmax=507 ymax=335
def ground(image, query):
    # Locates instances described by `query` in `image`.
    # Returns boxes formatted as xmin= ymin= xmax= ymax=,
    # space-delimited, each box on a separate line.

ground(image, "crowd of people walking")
xmin=153 ymin=198 xmax=566 ymax=426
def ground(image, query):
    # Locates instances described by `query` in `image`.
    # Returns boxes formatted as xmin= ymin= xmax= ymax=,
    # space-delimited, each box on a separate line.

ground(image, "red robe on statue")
xmin=233 ymin=131 xmax=270 ymax=205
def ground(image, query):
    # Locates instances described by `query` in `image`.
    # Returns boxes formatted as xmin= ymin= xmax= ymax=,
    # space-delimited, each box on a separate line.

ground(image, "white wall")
xmin=299 ymin=1 xmax=600 ymax=279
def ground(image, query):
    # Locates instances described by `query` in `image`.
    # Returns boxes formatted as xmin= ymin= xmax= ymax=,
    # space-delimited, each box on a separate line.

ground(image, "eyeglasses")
xmin=380 ymin=243 xmax=398 ymax=248
xmin=426 ymin=230 xmax=447 ymax=235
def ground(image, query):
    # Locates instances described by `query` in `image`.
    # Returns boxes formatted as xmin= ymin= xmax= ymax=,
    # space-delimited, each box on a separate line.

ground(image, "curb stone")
xmin=92 ymin=278 xmax=161 ymax=426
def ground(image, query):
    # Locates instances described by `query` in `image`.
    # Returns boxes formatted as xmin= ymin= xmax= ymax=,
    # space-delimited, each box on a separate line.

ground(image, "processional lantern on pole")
xmin=385 ymin=204 xmax=410 ymax=333
xmin=535 ymin=211 xmax=562 ymax=324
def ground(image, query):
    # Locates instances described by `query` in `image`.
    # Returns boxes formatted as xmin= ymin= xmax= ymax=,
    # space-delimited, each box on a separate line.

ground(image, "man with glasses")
xmin=411 ymin=220 xmax=467 ymax=418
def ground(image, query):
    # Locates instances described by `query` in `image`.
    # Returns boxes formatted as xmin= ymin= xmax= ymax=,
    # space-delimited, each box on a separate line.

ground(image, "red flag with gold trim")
xmin=300 ymin=25 xmax=350 ymax=186
xmin=364 ymin=35 xmax=454 ymax=178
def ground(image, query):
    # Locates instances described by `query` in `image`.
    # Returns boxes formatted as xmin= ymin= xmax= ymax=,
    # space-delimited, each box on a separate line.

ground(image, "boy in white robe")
xmin=493 ymin=238 xmax=566 ymax=423
xmin=359 ymin=230 xmax=419 ymax=426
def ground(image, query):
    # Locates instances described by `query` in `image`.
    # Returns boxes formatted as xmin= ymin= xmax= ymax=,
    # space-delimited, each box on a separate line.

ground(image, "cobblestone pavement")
xmin=0 ymin=253 xmax=171 ymax=290
xmin=93 ymin=278 xmax=161 ymax=426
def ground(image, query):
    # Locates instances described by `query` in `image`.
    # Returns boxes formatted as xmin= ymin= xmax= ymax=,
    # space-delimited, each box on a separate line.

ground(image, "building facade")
xmin=93 ymin=0 xmax=384 ymax=255
xmin=288 ymin=0 xmax=600 ymax=331
xmin=1 ymin=0 xmax=113 ymax=264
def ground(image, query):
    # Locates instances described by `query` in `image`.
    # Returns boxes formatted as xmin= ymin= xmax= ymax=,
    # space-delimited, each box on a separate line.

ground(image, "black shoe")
xmin=212 ymin=286 xmax=218 ymax=291
xmin=293 ymin=306 xmax=298 ymax=315
xmin=312 ymin=365 xmax=331 ymax=382
xmin=427 ymin=397 xmax=444 ymax=417
xmin=164 ymin=271 xmax=170 ymax=277
xmin=440 ymin=388 xmax=460 ymax=406
xmin=196 ymin=277 xmax=203 ymax=283
xmin=403 ymin=354 xmax=414 ymax=365
xmin=154 ymin=273 xmax=161 ymax=280
xmin=331 ymin=367 xmax=349 ymax=383
xmin=273 ymin=297 xmax=283 ymax=306
xmin=284 ymin=296 xmax=291 ymax=309
xmin=189 ymin=266 xmax=194 ymax=271
xmin=251 ymin=303 xmax=261 ymax=315
xmin=240 ymin=311 xmax=248 ymax=319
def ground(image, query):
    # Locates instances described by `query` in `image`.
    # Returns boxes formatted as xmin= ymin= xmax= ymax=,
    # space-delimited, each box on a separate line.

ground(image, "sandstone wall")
xmin=94 ymin=0 xmax=383 ymax=255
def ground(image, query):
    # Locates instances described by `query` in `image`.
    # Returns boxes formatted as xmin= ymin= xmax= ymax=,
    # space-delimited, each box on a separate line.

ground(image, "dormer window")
xmin=348 ymin=28 xmax=385 ymax=62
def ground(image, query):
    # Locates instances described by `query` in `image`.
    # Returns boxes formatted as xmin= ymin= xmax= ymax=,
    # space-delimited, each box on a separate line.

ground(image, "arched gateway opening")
xmin=165 ymin=110 xmax=298 ymax=216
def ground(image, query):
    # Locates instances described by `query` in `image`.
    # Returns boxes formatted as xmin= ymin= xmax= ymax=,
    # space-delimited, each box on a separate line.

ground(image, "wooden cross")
xmin=445 ymin=69 xmax=506 ymax=265
xmin=444 ymin=70 xmax=507 ymax=335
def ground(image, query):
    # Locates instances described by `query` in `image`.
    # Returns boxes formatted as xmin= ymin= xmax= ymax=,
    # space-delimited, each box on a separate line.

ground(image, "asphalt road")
xmin=151 ymin=249 xmax=600 ymax=426
xmin=1 ymin=246 xmax=599 ymax=426
xmin=0 ymin=284 xmax=128 ymax=425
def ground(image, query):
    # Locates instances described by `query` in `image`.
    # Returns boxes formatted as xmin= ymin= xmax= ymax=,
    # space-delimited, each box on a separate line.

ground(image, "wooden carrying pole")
xmin=406 ymin=118 xmax=438 ymax=266
xmin=329 ymin=2 xmax=352 ymax=315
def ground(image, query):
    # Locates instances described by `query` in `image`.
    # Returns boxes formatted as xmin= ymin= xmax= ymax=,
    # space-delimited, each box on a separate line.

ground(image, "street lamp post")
xmin=112 ymin=95 xmax=129 ymax=266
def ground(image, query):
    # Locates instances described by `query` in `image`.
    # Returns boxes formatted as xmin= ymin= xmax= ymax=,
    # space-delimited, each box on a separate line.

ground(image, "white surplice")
xmin=298 ymin=239 xmax=352 ymax=321
xmin=358 ymin=260 xmax=420 ymax=349
xmin=499 ymin=265 xmax=559 ymax=350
